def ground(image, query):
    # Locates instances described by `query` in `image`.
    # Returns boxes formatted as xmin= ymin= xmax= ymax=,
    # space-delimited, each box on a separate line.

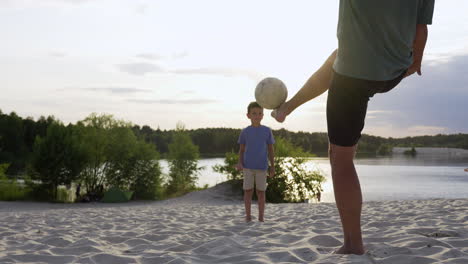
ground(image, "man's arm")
xmin=267 ymin=144 xmax=275 ymax=177
xmin=406 ymin=24 xmax=428 ymax=77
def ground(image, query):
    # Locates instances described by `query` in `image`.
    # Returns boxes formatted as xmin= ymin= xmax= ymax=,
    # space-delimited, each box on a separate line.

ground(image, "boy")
xmin=236 ymin=102 xmax=275 ymax=222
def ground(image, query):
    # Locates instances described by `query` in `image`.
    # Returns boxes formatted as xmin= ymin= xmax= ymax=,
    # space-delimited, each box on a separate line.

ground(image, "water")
xmin=160 ymin=155 xmax=468 ymax=203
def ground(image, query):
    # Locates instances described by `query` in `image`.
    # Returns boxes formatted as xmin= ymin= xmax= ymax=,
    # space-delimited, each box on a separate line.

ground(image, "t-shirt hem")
xmin=243 ymin=167 xmax=268 ymax=171
xmin=332 ymin=65 xmax=406 ymax=81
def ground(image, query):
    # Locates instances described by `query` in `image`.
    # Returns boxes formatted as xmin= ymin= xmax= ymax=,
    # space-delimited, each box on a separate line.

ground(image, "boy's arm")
xmin=406 ymin=24 xmax=428 ymax=77
xmin=236 ymin=144 xmax=245 ymax=171
xmin=267 ymin=144 xmax=275 ymax=177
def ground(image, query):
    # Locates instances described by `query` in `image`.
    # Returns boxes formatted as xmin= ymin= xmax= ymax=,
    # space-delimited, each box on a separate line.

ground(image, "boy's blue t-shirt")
xmin=238 ymin=125 xmax=275 ymax=170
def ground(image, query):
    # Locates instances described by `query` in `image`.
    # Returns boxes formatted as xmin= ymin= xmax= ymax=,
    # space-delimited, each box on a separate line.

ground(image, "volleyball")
xmin=255 ymin=77 xmax=288 ymax=109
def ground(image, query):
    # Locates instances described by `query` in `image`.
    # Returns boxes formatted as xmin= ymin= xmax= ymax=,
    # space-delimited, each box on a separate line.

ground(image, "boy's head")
xmin=247 ymin=101 xmax=262 ymax=114
xmin=247 ymin=101 xmax=264 ymax=125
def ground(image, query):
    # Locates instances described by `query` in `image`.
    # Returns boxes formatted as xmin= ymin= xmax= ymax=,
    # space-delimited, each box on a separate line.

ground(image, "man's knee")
xmin=329 ymin=143 xmax=357 ymax=163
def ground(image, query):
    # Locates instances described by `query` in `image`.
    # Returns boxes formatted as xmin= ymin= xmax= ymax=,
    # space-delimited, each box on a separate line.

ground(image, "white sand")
xmin=1 ymin=182 xmax=467 ymax=264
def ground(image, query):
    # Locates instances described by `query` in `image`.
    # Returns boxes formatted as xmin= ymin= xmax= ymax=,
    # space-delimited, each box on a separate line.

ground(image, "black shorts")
xmin=326 ymin=70 xmax=406 ymax=147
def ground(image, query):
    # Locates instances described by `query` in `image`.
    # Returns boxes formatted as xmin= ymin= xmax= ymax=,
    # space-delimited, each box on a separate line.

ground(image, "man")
xmin=272 ymin=0 xmax=435 ymax=254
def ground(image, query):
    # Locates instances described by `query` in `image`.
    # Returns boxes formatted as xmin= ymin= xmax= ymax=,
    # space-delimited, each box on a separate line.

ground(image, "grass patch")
xmin=0 ymin=180 xmax=28 ymax=201
xmin=0 ymin=179 xmax=74 ymax=203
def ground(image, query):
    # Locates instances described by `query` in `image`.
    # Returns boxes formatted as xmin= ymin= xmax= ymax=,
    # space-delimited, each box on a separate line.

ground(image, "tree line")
xmin=134 ymin=125 xmax=468 ymax=157
xmin=2 ymin=109 xmax=468 ymax=177
xmin=2 ymin=109 xmax=467 ymax=203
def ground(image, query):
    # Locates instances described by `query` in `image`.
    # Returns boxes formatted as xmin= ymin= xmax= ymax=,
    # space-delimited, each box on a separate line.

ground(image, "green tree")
xmin=0 ymin=112 xmax=27 ymax=174
xmin=105 ymin=126 xmax=139 ymax=189
xmin=166 ymin=123 xmax=203 ymax=196
xmin=131 ymin=140 xmax=163 ymax=200
xmin=30 ymin=122 xmax=87 ymax=200
xmin=0 ymin=163 xmax=7 ymax=180
xmin=77 ymin=113 xmax=130 ymax=198
xmin=105 ymin=126 xmax=163 ymax=199
xmin=77 ymin=113 xmax=163 ymax=200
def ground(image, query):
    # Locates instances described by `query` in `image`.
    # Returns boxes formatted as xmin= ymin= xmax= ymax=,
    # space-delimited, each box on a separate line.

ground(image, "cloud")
xmin=84 ymin=87 xmax=152 ymax=94
xmin=49 ymin=51 xmax=67 ymax=57
xmin=407 ymin=125 xmax=448 ymax=135
xmin=117 ymin=60 xmax=262 ymax=80
xmin=136 ymin=51 xmax=188 ymax=61
xmin=135 ymin=3 xmax=149 ymax=15
xmin=127 ymin=99 xmax=218 ymax=105
xmin=367 ymin=110 xmax=394 ymax=115
xmin=117 ymin=63 xmax=165 ymax=76
xmin=55 ymin=0 xmax=90 ymax=4
xmin=0 ymin=0 xmax=91 ymax=8
xmin=135 ymin=53 xmax=164 ymax=61
xmin=171 ymin=51 xmax=188 ymax=59
xmin=367 ymin=52 xmax=468 ymax=134
xmin=172 ymin=67 xmax=262 ymax=81
xmin=58 ymin=87 xmax=152 ymax=95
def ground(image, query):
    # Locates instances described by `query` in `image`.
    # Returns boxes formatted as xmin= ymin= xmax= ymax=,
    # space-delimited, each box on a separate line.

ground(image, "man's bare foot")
xmin=258 ymin=217 xmax=264 ymax=222
xmin=271 ymin=103 xmax=289 ymax=123
xmin=246 ymin=216 xmax=252 ymax=222
xmin=334 ymin=245 xmax=365 ymax=255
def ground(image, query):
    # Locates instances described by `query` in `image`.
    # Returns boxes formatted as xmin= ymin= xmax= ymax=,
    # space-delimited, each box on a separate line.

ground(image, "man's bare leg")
xmin=272 ymin=49 xmax=337 ymax=123
xmin=256 ymin=190 xmax=266 ymax=222
xmin=244 ymin=189 xmax=253 ymax=222
xmin=329 ymin=143 xmax=364 ymax=255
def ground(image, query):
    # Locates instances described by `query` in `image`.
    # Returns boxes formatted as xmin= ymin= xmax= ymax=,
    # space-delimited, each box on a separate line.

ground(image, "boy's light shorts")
xmin=243 ymin=168 xmax=268 ymax=191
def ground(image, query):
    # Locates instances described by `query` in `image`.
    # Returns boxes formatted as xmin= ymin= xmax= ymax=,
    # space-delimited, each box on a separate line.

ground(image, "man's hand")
xmin=406 ymin=24 xmax=428 ymax=78
xmin=405 ymin=62 xmax=422 ymax=77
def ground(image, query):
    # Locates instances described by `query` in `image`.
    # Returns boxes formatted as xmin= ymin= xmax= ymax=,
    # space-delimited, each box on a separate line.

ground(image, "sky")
xmin=1 ymin=0 xmax=468 ymax=138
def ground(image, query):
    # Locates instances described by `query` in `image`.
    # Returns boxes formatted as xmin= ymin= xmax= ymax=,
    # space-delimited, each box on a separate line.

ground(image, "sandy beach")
xmin=1 ymin=183 xmax=467 ymax=264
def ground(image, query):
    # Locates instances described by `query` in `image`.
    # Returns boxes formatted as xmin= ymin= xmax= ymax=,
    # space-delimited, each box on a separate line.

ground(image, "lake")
xmin=160 ymin=154 xmax=468 ymax=203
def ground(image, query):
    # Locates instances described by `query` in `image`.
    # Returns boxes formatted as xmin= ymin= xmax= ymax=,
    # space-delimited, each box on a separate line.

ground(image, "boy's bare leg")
xmin=244 ymin=189 xmax=253 ymax=222
xmin=329 ymin=143 xmax=364 ymax=255
xmin=256 ymin=190 xmax=266 ymax=222
xmin=272 ymin=49 xmax=337 ymax=123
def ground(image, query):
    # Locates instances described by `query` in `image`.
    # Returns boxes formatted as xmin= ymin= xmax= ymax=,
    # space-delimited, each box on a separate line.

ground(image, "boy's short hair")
xmin=247 ymin=101 xmax=263 ymax=113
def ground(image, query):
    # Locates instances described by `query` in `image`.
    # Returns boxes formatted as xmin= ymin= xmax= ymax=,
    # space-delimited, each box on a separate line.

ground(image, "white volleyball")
xmin=255 ymin=77 xmax=288 ymax=109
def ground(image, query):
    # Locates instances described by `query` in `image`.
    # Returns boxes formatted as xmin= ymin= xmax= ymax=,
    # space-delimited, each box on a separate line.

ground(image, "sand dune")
xmin=1 ymin=183 xmax=467 ymax=263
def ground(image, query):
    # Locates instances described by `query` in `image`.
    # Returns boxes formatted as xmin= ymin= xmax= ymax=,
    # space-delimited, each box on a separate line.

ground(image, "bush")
xmin=404 ymin=146 xmax=417 ymax=156
xmin=215 ymin=137 xmax=326 ymax=203
xmin=267 ymin=156 xmax=325 ymax=203
xmin=56 ymin=187 xmax=74 ymax=203
xmin=212 ymin=151 xmax=242 ymax=181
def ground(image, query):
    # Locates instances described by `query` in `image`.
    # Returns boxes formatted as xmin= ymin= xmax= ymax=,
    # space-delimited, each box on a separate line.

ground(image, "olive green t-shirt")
xmin=333 ymin=0 xmax=435 ymax=81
